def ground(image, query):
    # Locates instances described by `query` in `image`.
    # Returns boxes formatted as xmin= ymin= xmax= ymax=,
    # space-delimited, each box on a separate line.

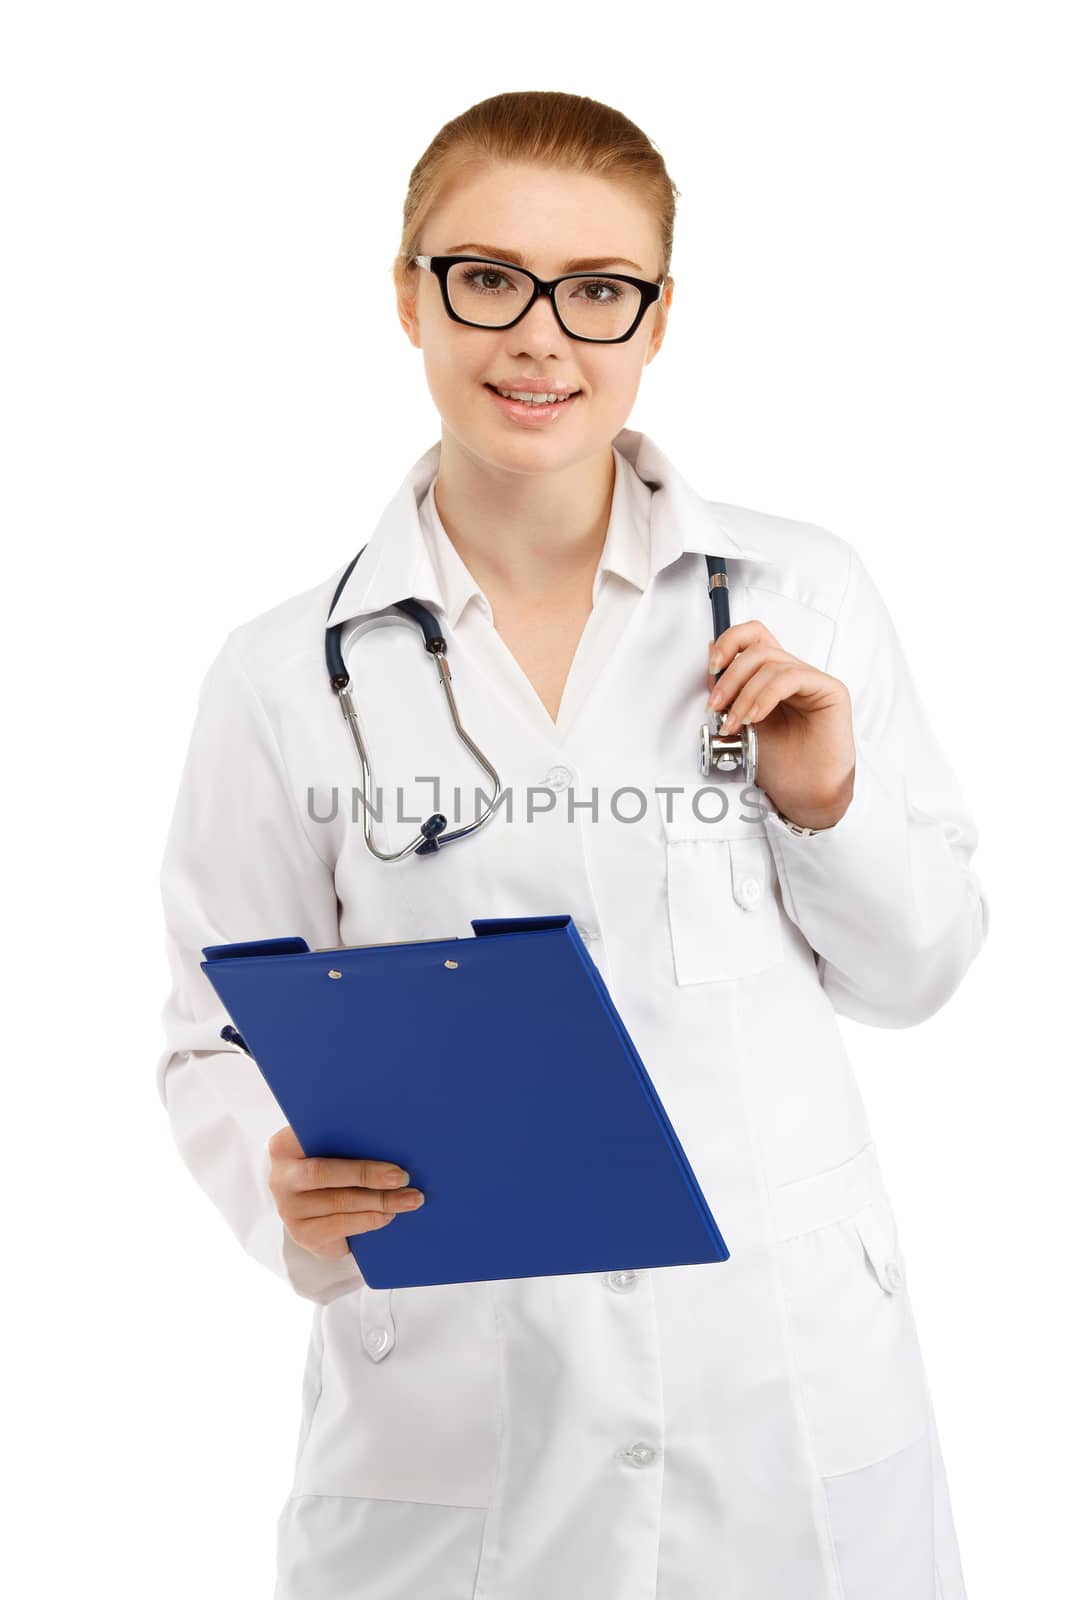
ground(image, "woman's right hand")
xmin=267 ymin=1123 xmax=425 ymax=1262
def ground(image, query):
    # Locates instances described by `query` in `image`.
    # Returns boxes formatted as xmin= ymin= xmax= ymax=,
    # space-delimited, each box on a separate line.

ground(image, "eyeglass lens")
xmin=446 ymin=260 xmax=643 ymax=340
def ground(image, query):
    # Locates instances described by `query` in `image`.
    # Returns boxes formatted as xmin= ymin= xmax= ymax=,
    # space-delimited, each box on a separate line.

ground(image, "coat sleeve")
xmin=155 ymin=631 xmax=365 ymax=1304
xmin=762 ymin=540 xmax=990 ymax=1027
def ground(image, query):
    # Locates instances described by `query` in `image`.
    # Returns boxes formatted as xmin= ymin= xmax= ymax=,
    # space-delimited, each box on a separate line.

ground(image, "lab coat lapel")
xmin=325 ymin=429 xmax=767 ymax=633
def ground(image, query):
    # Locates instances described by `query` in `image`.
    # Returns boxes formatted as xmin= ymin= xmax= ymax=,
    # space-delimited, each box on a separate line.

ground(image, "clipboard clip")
xmin=220 ymin=1023 xmax=252 ymax=1056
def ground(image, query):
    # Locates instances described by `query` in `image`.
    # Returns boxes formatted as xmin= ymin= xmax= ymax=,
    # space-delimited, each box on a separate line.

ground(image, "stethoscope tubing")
xmin=324 ymin=546 xmax=752 ymax=859
xmin=325 ymin=547 xmax=505 ymax=859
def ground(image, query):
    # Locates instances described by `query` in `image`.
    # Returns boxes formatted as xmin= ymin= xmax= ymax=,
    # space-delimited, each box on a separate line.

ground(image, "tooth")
xmin=500 ymin=390 xmax=565 ymax=404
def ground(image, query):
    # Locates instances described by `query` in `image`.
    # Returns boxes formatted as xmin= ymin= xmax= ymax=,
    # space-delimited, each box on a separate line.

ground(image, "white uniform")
xmin=156 ymin=427 xmax=988 ymax=1599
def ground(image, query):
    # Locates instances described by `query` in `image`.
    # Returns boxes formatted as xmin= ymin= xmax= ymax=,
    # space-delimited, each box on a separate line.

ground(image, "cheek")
xmin=422 ymin=349 xmax=479 ymax=412
xmin=584 ymin=352 xmax=643 ymax=396
xmin=583 ymin=365 xmax=644 ymax=425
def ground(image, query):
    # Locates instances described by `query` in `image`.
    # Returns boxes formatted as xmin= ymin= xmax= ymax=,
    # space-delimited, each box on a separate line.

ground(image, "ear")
xmin=645 ymin=278 xmax=673 ymax=362
xmin=395 ymin=265 xmax=421 ymax=349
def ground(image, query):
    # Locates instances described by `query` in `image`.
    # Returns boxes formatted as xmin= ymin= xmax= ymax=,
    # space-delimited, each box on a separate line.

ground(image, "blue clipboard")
xmin=201 ymin=913 xmax=730 ymax=1289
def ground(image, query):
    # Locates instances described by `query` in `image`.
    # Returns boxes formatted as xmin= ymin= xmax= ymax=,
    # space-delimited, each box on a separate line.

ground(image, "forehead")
xmin=427 ymin=163 xmax=659 ymax=275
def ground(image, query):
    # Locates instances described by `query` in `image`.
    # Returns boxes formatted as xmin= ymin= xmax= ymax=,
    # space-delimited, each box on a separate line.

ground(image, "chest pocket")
xmin=658 ymin=784 xmax=785 ymax=985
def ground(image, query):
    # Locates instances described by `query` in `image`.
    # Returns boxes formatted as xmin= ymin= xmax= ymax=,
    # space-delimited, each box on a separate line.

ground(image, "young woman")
xmin=157 ymin=91 xmax=987 ymax=1600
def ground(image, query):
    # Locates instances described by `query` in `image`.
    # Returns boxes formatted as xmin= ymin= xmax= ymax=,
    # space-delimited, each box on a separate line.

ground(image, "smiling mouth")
xmin=485 ymin=384 xmax=580 ymax=405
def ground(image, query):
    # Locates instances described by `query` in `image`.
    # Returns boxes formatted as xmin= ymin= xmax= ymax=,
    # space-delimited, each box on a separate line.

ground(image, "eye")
xmin=459 ymin=266 xmax=521 ymax=296
xmin=569 ymin=277 xmax=625 ymax=304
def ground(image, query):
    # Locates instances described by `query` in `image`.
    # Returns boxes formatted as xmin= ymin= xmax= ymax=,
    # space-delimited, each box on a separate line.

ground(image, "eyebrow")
xmin=444 ymin=242 xmax=648 ymax=274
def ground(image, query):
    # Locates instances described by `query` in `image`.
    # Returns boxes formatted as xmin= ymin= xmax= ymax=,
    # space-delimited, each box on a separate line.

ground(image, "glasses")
xmin=413 ymin=254 xmax=664 ymax=344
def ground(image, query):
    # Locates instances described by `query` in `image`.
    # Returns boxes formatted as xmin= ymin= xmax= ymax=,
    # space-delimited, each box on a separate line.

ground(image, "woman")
xmin=157 ymin=91 xmax=988 ymax=1599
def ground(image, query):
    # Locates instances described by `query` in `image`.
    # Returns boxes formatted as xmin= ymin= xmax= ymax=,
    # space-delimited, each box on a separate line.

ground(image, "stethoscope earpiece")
xmin=414 ymin=813 xmax=450 ymax=855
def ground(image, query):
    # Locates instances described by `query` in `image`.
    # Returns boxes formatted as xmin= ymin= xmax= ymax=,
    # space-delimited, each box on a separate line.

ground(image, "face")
xmin=396 ymin=162 xmax=673 ymax=475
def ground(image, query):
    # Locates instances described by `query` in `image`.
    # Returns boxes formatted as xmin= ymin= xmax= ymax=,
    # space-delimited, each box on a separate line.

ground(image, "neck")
xmin=431 ymin=432 xmax=617 ymax=608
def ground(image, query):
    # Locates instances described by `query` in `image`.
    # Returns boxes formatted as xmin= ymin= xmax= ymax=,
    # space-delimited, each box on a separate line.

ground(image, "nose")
xmin=509 ymin=288 xmax=571 ymax=354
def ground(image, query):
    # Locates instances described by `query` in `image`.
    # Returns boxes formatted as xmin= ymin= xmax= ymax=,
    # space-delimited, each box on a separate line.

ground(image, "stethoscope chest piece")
xmin=699 ymin=714 xmax=758 ymax=786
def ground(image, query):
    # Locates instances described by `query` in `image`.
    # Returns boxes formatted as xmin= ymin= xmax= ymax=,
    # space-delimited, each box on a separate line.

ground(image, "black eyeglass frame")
xmin=412 ymin=253 xmax=665 ymax=345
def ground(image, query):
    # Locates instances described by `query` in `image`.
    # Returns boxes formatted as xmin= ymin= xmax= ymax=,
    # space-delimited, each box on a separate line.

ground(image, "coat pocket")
xmin=658 ymin=786 xmax=784 ymax=984
xmin=293 ymin=1281 xmax=503 ymax=1507
xmin=771 ymin=1143 xmax=930 ymax=1478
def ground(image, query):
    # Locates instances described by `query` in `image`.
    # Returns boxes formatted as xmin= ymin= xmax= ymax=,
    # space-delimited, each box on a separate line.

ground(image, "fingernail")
xmin=386 ymin=1169 xmax=409 ymax=1186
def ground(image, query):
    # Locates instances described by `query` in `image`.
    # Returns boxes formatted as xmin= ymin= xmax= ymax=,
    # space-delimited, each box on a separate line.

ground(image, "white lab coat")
xmin=156 ymin=427 xmax=988 ymax=1599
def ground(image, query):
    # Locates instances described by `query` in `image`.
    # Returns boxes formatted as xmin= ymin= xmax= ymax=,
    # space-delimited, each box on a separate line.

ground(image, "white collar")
xmin=417 ymin=442 xmax=656 ymax=630
xmin=327 ymin=427 xmax=764 ymax=628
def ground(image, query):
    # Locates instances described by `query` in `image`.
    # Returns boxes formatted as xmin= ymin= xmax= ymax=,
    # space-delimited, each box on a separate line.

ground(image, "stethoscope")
xmin=324 ymin=548 xmax=757 ymax=862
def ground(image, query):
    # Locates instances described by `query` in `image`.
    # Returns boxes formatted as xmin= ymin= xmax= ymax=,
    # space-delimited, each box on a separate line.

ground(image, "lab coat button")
xmin=884 ymin=1258 xmax=903 ymax=1291
xmin=739 ymin=876 xmax=762 ymax=907
xmin=618 ymin=1441 xmax=658 ymax=1467
xmin=576 ymin=924 xmax=600 ymax=943
xmin=606 ymin=1269 xmax=639 ymax=1292
xmin=544 ymin=765 xmax=574 ymax=790
xmin=365 ymin=1325 xmax=393 ymax=1357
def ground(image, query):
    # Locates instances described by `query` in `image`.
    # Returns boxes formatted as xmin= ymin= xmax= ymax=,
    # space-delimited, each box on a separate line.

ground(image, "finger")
xmin=707 ymin=620 xmax=781 ymax=671
xmin=284 ymin=1153 xmax=411 ymax=1195
xmin=707 ymin=644 xmax=794 ymax=707
xmin=725 ymin=661 xmax=819 ymax=727
xmin=268 ymin=1123 xmax=305 ymax=1161
xmin=288 ymin=1184 xmax=424 ymax=1220
xmin=289 ymin=1210 xmax=399 ymax=1253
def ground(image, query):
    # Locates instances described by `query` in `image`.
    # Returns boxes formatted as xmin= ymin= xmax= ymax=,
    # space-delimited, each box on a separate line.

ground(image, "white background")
xmin=3 ymin=3 xmax=1063 ymax=1594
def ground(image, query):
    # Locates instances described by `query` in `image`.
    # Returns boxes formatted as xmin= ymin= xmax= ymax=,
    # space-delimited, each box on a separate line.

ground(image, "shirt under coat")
xmin=156 ymin=426 xmax=989 ymax=1599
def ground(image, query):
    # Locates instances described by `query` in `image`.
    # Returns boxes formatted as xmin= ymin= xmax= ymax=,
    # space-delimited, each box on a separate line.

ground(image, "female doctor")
xmin=156 ymin=90 xmax=989 ymax=1600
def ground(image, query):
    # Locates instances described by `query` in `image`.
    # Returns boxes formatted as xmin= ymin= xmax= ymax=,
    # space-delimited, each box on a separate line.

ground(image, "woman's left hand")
xmin=707 ymin=622 xmax=857 ymax=829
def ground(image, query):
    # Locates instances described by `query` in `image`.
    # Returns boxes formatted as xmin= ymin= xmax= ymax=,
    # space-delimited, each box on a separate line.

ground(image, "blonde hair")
xmin=392 ymin=90 xmax=680 ymax=296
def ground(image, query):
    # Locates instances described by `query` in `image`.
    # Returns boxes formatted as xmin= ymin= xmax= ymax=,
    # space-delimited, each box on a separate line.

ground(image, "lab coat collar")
xmin=326 ymin=427 xmax=764 ymax=629
xmin=420 ymin=442 xmax=654 ymax=630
